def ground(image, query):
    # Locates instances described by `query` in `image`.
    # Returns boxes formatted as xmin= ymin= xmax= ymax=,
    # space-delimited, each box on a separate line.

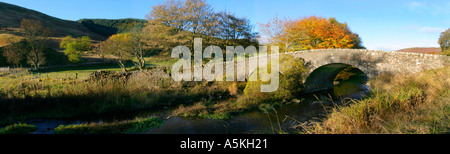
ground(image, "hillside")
xmin=0 ymin=2 xmax=147 ymax=67
xmin=0 ymin=2 xmax=104 ymax=40
xmin=397 ymin=47 xmax=442 ymax=54
xmin=78 ymin=18 xmax=147 ymax=37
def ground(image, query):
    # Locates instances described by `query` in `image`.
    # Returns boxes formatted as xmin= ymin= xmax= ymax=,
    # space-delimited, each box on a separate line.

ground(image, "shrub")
xmin=238 ymin=54 xmax=307 ymax=108
xmin=172 ymin=102 xmax=208 ymax=117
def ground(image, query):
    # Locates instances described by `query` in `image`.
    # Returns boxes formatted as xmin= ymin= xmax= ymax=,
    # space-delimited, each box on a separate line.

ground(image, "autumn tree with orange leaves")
xmin=259 ymin=16 xmax=364 ymax=52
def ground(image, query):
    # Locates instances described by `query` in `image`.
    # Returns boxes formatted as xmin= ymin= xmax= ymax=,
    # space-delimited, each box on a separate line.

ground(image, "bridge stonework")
xmin=243 ymin=49 xmax=449 ymax=93
xmin=285 ymin=49 xmax=450 ymax=92
xmin=289 ymin=49 xmax=449 ymax=78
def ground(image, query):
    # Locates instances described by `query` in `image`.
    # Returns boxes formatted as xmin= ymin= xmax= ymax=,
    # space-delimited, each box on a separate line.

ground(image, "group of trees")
xmin=2 ymin=19 xmax=95 ymax=70
xmin=96 ymin=0 xmax=259 ymax=72
xmin=146 ymin=0 xmax=257 ymax=47
xmin=259 ymin=16 xmax=365 ymax=52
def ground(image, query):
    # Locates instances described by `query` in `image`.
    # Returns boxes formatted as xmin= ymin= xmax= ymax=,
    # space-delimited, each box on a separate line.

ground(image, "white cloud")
xmin=406 ymin=1 xmax=450 ymax=15
xmin=408 ymin=1 xmax=425 ymax=10
xmin=417 ymin=27 xmax=445 ymax=33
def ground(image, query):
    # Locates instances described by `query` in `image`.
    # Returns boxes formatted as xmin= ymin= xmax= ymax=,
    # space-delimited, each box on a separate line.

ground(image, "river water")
xmin=28 ymin=79 xmax=369 ymax=134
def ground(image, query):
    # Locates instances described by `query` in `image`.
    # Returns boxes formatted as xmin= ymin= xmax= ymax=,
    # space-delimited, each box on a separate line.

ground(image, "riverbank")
xmin=307 ymin=67 xmax=449 ymax=134
xmin=1 ymin=61 xmax=447 ymax=134
xmin=0 ymin=68 xmax=234 ymax=126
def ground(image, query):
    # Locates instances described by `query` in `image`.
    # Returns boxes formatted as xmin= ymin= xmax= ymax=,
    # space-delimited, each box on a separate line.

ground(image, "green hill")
xmin=77 ymin=18 xmax=147 ymax=37
xmin=0 ymin=2 xmax=104 ymax=40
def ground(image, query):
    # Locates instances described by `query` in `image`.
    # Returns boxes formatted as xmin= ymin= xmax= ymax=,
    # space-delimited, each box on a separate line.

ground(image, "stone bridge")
xmin=243 ymin=49 xmax=450 ymax=93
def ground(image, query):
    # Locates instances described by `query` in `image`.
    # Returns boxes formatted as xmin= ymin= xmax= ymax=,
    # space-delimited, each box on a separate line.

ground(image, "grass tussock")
xmin=309 ymin=67 xmax=450 ymax=134
xmin=54 ymin=117 xmax=163 ymax=134
xmin=172 ymin=99 xmax=243 ymax=120
xmin=0 ymin=123 xmax=37 ymax=134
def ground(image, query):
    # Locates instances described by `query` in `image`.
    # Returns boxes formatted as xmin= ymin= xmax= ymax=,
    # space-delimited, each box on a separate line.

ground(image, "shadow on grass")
xmin=34 ymin=62 xmax=135 ymax=74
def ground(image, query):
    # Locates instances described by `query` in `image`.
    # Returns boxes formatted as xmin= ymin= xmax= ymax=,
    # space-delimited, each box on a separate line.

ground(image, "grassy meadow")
xmin=0 ymin=57 xmax=234 ymax=129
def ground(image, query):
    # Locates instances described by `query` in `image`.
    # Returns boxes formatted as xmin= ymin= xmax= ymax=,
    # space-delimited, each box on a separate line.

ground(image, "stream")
xmin=28 ymin=79 xmax=370 ymax=134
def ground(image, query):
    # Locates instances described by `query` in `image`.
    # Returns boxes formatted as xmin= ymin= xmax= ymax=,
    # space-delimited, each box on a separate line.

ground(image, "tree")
xmin=217 ymin=11 xmax=256 ymax=43
xmin=2 ymin=40 xmax=27 ymax=67
xmin=259 ymin=16 xmax=363 ymax=52
xmin=146 ymin=0 xmax=216 ymax=36
xmin=259 ymin=16 xmax=307 ymax=52
xmin=439 ymin=28 xmax=450 ymax=53
xmin=99 ymin=33 xmax=132 ymax=72
xmin=128 ymin=31 xmax=147 ymax=70
xmin=146 ymin=0 xmax=189 ymax=32
xmin=60 ymin=36 xmax=92 ymax=64
xmin=328 ymin=18 xmax=365 ymax=49
xmin=80 ymin=36 xmax=92 ymax=51
xmin=60 ymin=36 xmax=82 ymax=64
xmin=293 ymin=16 xmax=354 ymax=50
xmin=99 ymin=31 xmax=148 ymax=71
xmin=184 ymin=0 xmax=215 ymax=35
xmin=21 ymin=19 xmax=50 ymax=70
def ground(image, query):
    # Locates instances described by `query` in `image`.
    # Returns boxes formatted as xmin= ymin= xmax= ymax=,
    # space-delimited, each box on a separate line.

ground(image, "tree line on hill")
xmin=77 ymin=18 xmax=147 ymax=37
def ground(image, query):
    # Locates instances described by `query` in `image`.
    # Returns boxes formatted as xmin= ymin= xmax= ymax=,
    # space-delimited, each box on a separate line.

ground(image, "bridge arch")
xmin=303 ymin=63 xmax=369 ymax=93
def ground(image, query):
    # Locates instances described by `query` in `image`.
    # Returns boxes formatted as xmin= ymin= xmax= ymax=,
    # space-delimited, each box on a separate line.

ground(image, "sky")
xmin=1 ymin=0 xmax=449 ymax=51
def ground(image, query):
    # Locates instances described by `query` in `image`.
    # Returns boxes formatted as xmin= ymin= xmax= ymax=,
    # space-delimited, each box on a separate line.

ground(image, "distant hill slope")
xmin=0 ymin=2 xmax=104 ymax=40
xmin=77 ymin=18 xmax=147 ymax=37
xmin=397 ymin=47 xmax=442 ymax=54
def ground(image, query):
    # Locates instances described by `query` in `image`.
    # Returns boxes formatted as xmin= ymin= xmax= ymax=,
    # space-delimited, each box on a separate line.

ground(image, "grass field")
xmin=0 ymin=55 xmax=179 ymax=81
xmin=0 ymin=33 xmax=22 ymax=47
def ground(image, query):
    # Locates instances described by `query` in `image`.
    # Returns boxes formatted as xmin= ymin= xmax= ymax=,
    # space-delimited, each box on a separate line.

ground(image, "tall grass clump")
xmin=309 ymin=67 xmax=450 ymax=134
xmin=54 ymin=117 xmax=163 ymax=134
xmin=0 ymin=123 xmax=37 ymax=134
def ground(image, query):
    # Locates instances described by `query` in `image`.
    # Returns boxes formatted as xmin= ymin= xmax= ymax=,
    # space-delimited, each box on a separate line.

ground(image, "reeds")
xmin=54 ymin=117 xmax=163 ymax=134
xmin=309 ymin=67 xmax=450 ymax=134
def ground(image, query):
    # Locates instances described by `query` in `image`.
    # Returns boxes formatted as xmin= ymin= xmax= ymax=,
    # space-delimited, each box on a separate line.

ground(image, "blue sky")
xmin=1 ymin=0 xmax=449 ymax=51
